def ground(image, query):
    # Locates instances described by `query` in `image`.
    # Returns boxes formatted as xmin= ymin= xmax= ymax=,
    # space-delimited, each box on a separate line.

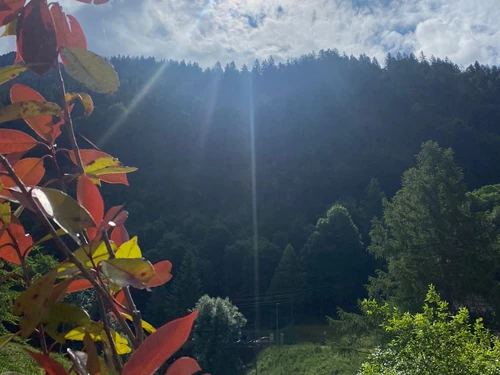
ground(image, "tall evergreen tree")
xmin=302 ymin=205 xmax=370 ymax=315
xmin=368 ymin=141 xmax=500 ymax=313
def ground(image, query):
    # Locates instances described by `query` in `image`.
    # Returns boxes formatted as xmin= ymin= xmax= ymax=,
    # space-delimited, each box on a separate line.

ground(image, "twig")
xmin=97 ymin=292 xmax=123 ymax=372
xmin=54 ymin=61 xmax=85 ymax=174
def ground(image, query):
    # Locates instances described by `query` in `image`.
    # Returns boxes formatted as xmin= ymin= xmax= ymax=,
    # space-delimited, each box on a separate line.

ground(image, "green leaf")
xmin=34 ymin=228 xmax=68 ymax=246
xmin=100 ymin=258 xmax=154 ymax=289
xmin=0 ymin=202 xmax=10 ymax=225
xmin=33 ymin=187 xmax=95 ymax=244
xmin=84 ymin=157 xmax=137 ymax=182
xmin=0 ymin=334 xmax=15 ymax=350
xmin=61 ymin=47 xmax=120 ymax=94
xmin=57 ymin=241 xmax=117 ymax=276
xmin=0 ymin=101 xmax=61 ymax=124
xmin=43 ymin=303 xmax=91 ymax=343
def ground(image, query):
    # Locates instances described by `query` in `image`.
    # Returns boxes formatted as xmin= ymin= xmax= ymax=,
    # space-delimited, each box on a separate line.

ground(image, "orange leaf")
xmin=147 ymin=260 xmax=173 ymax=288
xmin=122 ymin=311 xmax=199 ymax=375
xmin=66 ymin=278 xmax=93 ymax=294
xmin=10 ymin=83 xmax=61 ymax=143
xmin=50 ymin=4 xmax=86 ymax=64
xmin=1 ymin=158 xmax=45 ymax=196
xmin=165 ymin=357 xmax=202 ymax=375
xmin=110 ymin=224 xmax=129 ymax=247
xmin=0 ymin=215 xmax=32 ymax=264
xmin=0 ymin=0 xmax=24 ymax=27
xmin=69 ymin=149 xmax=129 ymax=185
xmin=16 ymin=0 xmax=57 ymax=75
xmin=0 ymin=129 xmax=38 ymax=154
xmin=25 ymin=349 xmax=69 ymax=375
xmin=77 ymin=174 xmax=103 ymax=240
xmin=113 ymin=289 xmax=130 ymax=315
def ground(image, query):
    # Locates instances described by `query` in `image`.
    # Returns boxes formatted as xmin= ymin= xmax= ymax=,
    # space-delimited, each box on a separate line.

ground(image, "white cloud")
xmin=7 ymin=0 xmax=500 ymax=68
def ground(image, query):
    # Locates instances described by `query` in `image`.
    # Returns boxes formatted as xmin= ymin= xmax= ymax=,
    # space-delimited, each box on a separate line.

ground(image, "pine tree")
xmin=266 ymin=244 xmax=304 ymax=325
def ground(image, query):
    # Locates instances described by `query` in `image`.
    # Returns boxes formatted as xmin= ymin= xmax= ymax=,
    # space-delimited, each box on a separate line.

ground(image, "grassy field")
xmin=0 ymin=343 xmax=71 ymax=374
xmin=246 ymin=344 xmax=366 ymax=375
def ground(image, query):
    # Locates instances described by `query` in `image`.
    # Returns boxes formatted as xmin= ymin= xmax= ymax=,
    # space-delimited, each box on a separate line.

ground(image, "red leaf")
xmin=122 ymin=311 xmax=199 ymax=375
xmin=114 ymin=289 xmax=130 ymax=314
xmin=165 ymin=357 xmax=201 ymax=375
xmin=50 ymin=4 xmax=86 ymax=64
xmin=10 ymin=83 xmax=61 ymax=143
xmin=0 ymin=129 xmax=38 ymax=154
xmin=25 ymin=349 xmax=69 ymax=375
xmin=66 ymin=278 xmax=93 ymax=293
xmin=69 ymin=149 xmax=129 ymax=185
xmin=0 ymin=216 xmax=33 ymax=264
xmin=16 ymin=0 xmax=58 ymax=75
xmin=147 ymin=260 xmax=173 ymax=288
xmin=110 ymin=224 xmax=129 ymax=247
xmin=77 ymin=174 xmax=103 ymax=240
xmin=0 ymin=0 xmax=24 ymax=27
xmin=1 ymin=158 xmax=45 ymax=196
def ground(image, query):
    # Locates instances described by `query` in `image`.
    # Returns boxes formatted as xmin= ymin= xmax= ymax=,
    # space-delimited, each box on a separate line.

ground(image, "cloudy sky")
xmin=4 ymin=0 xmax=500 ymax=68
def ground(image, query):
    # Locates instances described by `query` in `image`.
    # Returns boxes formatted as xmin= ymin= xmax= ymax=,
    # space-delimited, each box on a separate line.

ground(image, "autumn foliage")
xmin=0 ymin=1 xmax=206 ymax=374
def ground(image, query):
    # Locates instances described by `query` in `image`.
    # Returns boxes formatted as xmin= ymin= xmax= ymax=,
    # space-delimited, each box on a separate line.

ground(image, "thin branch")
xmin=97 ymin=292 xmax=123 ymax=373
xmin=54 ymin=61 xmax=84 ymax=174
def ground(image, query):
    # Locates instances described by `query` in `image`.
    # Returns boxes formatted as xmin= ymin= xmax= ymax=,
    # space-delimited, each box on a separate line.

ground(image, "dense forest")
xmin=3 ymin=48 xmax=500 ymax=373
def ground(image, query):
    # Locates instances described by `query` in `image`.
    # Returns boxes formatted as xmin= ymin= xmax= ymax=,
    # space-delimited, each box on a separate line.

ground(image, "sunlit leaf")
xmin=101 ymin=258 xmax=154 ymax=289
xmin=0 ymin=100 xmax=61 ymax=125
xmin=120 ymin=312 xmax=156 ymax=334
xmin=43 ymin=302 xmax=91 ymax=344
xmin=122 ymin=311 xmax=199 ymax=375
xmin=69 ymin=150 xmax=130 ymax=185
xmin=0 ymin=64 xmax=26 ymax=85
xmin=0 ymin=202 xmax=10 ymax=224
xmin=0 ymin=333 xmax=14 ymax=349
xmin=50 ymin=4 xmax=86 ymax=62
xmin=0 ymin=14 xmax=16 ymax=36
xmin=147 ymin=260 xmax=173 ymax=288
xmin=0 ymin=129 xmax=37 ymax=154
xmin=0 ymin=158 xmax=45 ymax=197
xmin=33 ymin=187 xmax=95 ymax=244
xmin=0 ymin=215 xmax=32 ymax=264
xmin=84 ymin=332 xmax=101 ymax=375
xmin=110 ymin=224 xmax=129 ymax=247
xmin=61 ymin=47 xmax=119 ymax=94
xmin=25 ymin=350 xmax=69 ymax=375
xmin=65 ymin=278 xmax=93 ymax=294
xmin=10 ymin=83 xmax=62 ymax=143
xmin=57 ymin=241 xmax=116 ymax=276
xmin=0 ymin=0 xmax=24 ymax=27
xmin=65 ymin=92 xmax=94 ymax=116
xmin=16 ymin=0 xmax=57 ymax=75
xmin=77 ymin=174 xmax=103 ymax=240
xmin=165 ymin=357 xmax=202 ymax=375
xmin=115 ymin=236 xmax=141 ymax=259
xmin=65 ymin=322 xmax=131 ymax=355
xmin=84 ymin=157 xmax=137 ymax=184
xmin=13 ymin=268 xmax=57 ymax=338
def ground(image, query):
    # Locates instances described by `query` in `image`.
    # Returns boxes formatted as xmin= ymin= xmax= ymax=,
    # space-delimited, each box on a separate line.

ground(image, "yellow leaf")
xmin=65 ymin=322 xmax=131 ymax=355
xmin=0 ymin=334 xmax=15 ymax=349
xmin=43 ymin=302 xmax=91 ymax=344
xmin=13 ymin=268 xmax=57 ymax=338
xmin=0 ymin=101 xmax=61 ymax=125
xmin=120 ymin=312 xmax=156 ymax=334
xmin=0 ymin=65 xmax=27 ymax=86
xmin=0 ymin=202 xmax=10 ymax=225
xmin=115 ymin=236 xmax=141 ymax=259
xmin=85 ymin=157 xmax=137 ymax=179
xmin=65 ymin=92 xmax=94 ymax=117
xmin=100 ymin=258 xmax=154 ymax=289
xmin=1 ymin=18 xmax=17 ymax=37
xmin=61 ymin=47 xmax=120 ymax=95
xmin=57 ymin=241 xmax=117 ymax=276
xmin=33 ymin=187 xmax=95 ymax=244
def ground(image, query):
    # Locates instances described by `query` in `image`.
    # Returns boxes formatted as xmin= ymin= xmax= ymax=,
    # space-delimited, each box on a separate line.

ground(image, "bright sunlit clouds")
xmin=6 ymin=0 xmax=500 ymax=68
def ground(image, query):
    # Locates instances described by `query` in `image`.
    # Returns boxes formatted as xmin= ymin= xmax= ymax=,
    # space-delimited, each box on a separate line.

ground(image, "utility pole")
xmin=276 ymin=303 xmax=280 ymax=345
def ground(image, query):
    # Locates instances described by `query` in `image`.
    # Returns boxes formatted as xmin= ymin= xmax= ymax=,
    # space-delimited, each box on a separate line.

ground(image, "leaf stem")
xmin=54 ymin=62 xmax=85 ymax=174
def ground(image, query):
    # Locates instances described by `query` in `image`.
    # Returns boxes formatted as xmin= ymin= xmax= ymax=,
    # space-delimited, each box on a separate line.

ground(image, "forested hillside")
xmin=2 ymin=49 xmax=500 ymax=334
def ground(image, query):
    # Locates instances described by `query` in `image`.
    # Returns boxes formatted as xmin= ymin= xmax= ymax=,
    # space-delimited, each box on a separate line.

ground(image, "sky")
xmin=3 ymin=0 xmax=500 ymax=68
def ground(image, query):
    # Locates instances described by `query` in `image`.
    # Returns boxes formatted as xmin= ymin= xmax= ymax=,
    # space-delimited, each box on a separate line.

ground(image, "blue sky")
xmin=3 ymin=0 xmax=500 ymax=68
